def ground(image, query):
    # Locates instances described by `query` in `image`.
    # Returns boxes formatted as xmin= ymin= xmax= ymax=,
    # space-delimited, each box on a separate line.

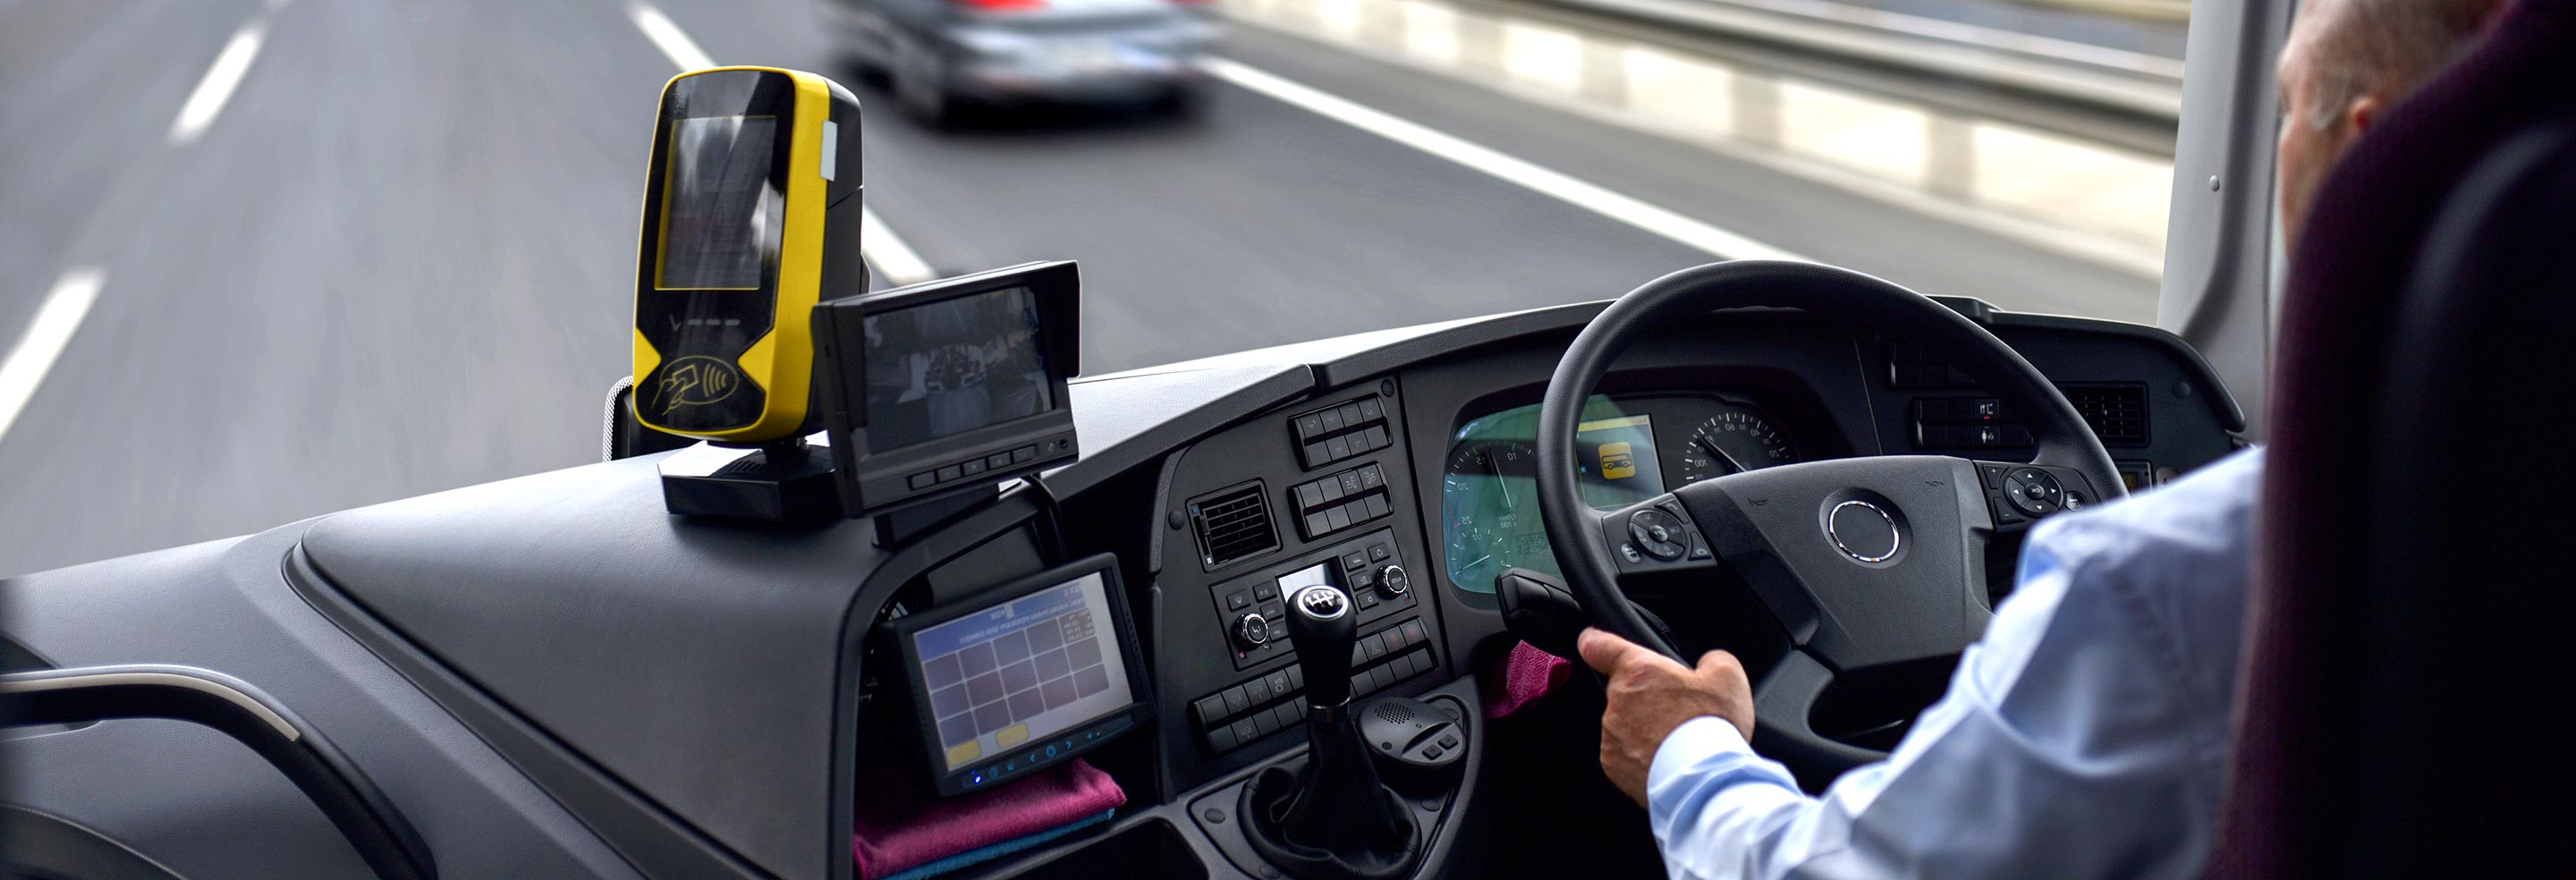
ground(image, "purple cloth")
xmin=1481 ymin=640 xmax=1572 ymax=719
xmin=852 ymin=758 xmax=1125 ymax=880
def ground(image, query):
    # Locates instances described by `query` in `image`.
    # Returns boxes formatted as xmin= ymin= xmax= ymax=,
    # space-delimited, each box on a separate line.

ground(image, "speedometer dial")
xmin=1442 ymin=439 xmax=1555 ymax=595
xmin=1674 ymin=406 xmax=1797 ymax=483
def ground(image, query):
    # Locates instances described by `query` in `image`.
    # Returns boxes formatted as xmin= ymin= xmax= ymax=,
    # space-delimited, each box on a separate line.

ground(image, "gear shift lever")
xmin=1240 ymin=584 xmax=1422 ymax=880
xmin=1287 ymin=584 xmax=1357 ymax=712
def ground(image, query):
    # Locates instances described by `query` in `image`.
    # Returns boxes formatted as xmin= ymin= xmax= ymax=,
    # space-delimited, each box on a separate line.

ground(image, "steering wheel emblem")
xmin=1826 ymin=500 xmax=1902 ymax=563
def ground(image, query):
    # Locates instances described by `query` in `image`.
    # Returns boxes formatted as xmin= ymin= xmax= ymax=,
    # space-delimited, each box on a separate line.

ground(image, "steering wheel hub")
xmin=1825 ymin=500 xmax=1902 ymax=564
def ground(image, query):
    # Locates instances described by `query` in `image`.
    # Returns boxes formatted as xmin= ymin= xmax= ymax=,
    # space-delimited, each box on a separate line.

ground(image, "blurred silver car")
xmin=823 ymin=0 xmax=1219 ymax=123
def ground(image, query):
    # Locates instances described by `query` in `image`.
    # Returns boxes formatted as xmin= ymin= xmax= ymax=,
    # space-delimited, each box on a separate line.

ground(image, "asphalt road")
xmin=0 ymin=0 xmax=2161 ymax=576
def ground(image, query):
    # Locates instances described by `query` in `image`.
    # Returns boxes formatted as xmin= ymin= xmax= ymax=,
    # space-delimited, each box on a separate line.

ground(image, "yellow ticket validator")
xmin=632 ymin=67 xmax=863 ymax=443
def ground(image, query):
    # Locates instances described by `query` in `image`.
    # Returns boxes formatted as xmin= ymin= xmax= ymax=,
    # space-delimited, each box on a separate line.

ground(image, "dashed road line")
xmin=0 ymin=269 xmax=106 ymax=445
xmin=861 ymin=207 xmax=938 ymax=285
xmin=628 ymin=2 xmax=716 ymax=72
xmin=168 ymin=23 xmax=267 ymax=146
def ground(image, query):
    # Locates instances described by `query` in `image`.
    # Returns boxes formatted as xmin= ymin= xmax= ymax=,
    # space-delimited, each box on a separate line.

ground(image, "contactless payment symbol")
xmin=648 ymin=355 xmax=742 ymax=415
xmin=1598 ymin=443 xmax=1637 ymax=480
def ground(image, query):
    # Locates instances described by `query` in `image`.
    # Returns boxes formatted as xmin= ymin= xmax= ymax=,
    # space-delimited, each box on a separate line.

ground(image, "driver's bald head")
xmin=2288 ymin=0 xmax=2509 ymax=128
xmin=2274 ymin=0 xmax=2510 ymax=243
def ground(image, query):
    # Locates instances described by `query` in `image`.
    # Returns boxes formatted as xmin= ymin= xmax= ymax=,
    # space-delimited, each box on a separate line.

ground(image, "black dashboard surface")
xmin=3 ymin=294 xmax=2245 ymax=880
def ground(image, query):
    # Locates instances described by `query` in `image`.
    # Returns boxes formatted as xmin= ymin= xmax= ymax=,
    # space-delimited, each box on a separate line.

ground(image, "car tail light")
xmin=954 ymin=0 xmax=1045 ymax=10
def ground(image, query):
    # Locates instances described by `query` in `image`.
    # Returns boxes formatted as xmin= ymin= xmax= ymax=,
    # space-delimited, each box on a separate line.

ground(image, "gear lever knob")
xmin=1285 ymin=583 xmax=1357 ymax=711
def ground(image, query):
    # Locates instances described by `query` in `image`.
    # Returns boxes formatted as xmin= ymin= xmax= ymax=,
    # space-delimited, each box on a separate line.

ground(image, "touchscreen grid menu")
xmin=921 ymin=600 xmax=1115 ymax=766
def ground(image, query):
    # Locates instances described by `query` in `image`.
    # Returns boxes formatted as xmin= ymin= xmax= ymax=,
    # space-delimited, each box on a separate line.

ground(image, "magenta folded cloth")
xmin=853 ymin=758 xmax=1126 ymax=880
xmin=1480 ymin=640 xmax=1572 ymax=719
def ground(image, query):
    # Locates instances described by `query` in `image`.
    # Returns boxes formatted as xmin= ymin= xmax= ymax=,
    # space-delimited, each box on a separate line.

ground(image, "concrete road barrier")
xmin=1222 ymin=0 xmax=2176 ymax=276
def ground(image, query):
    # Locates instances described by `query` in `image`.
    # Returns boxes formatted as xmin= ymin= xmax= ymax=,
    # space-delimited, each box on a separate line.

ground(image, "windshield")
xmin=0 ymin=0 xmax=2191 ymax=575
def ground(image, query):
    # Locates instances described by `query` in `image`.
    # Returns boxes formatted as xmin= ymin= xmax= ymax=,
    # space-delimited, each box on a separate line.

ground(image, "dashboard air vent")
xmin=1191 ymin=482 xmax=1279 ymax=571
xmin=2063 ymin=385 xmax=2148 ymax=445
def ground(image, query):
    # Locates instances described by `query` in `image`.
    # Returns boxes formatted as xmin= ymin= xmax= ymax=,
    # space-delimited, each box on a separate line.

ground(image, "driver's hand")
xmin=1577 ymin=627 xmax=1754 ymax=807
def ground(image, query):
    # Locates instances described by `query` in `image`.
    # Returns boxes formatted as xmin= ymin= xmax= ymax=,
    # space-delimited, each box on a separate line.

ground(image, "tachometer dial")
xmin=1674 ymin=407 xmax=1797 ymax=483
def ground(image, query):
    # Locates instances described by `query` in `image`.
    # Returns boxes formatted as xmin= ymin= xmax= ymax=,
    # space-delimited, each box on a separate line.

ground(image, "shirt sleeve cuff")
xmin=1648 ymin=715 xmax=1752 ymax=791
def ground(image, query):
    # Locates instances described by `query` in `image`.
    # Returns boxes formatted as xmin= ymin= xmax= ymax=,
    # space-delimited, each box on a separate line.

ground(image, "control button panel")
xmin=907 ymin=442 xmax=1057 ymax=493
xmin=1290 ymin=463 xmax=1394 ymax=540
xmin=1599 ymin=496 xmax=1717 ymax=575
xmin=1291 ymin=394 xmax=1394 ymax=470
xmin=1192 ymin=617 xmax=1437 ymax=754
xmin=962 ymin=715 xmax=1133 ymax=791
xmin=1208 ymin=529 xmax=1417 ymax=670
xmin=1917 ymin=422 xmax=2036 ymax=449
xmin=1976 ymin=461 xmax=2096 ymax=529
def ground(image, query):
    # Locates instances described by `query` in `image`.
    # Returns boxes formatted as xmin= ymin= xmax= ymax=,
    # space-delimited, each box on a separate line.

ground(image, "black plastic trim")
xmin=1039 ymin=365 xmax=1317 ymax=500
xmin=0 ymin=664 xmax=437 ymax=880
xmin=0 ymin=805 xmax=191 ymax=880
xmin=284 ymin=548 xmax=763 ymax=880
xmin=1321 ymin=298 xmax=2240 ymax=432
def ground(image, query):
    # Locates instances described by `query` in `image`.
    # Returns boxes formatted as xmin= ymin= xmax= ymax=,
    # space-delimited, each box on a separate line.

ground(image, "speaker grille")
xmin=1372 ymin=701 xmax=1416 ymax=724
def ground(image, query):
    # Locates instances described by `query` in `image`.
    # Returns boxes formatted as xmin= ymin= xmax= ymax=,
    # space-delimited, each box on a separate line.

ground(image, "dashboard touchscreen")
xmin=1442 ymin=395 xmax=1797 ymax=593
xmin=894 ymin=554 xmax=1144 ymax=794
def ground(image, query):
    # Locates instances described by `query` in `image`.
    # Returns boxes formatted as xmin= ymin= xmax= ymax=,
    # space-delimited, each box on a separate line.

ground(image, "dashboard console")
xmin=1 ymin=291 xmax=2248 ymax=880
xmin=1159 ymin=378 xmax=1448 ymax=790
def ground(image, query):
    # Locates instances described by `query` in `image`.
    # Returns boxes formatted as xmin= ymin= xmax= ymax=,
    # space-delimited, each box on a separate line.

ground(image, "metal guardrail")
xmin=1222 ymin=0 xmax=2180 ymax=277
xmin=2017 ymin=0 xmax=2190 ymax=23
xmin=1538 ymin=0 xmax=2186 ymax=119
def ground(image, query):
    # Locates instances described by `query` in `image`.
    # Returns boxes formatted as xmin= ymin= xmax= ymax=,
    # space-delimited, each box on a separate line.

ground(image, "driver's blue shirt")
xmin=1647 ymin=448 xmax=2262 ymax=880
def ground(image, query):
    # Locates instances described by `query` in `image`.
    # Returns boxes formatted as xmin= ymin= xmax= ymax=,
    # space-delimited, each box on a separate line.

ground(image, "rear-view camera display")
xmin=863 ymin=286 xmax=1055 ymax=451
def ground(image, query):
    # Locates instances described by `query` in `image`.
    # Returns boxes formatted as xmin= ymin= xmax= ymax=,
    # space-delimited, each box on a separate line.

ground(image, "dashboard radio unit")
xmin=812 ymin=260 xmax=1081 ymax=519
xmin=884 ymin=554 xmax=1148 ymax=796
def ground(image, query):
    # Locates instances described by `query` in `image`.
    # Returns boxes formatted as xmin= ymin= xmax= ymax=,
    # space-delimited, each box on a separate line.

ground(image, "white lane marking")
xmin=862 ymin=207 xmax=938 ymax=285
xmin=0 ymin=269 xmax=106 ymax=444
xmin=1202 ymin=57 xmax=1808 ymax=263
xmin=629 ymin=2 xmax=716 ymax=72
xmin=629 ymin=3 xmax=942 ymax=283
xmin=167 ymin=23 xmax=267 ymax=146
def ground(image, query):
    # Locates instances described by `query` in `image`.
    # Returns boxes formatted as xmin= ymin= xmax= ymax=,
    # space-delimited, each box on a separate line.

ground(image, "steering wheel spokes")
xmin=1670 ymin=455 xmax=1995 ymax=668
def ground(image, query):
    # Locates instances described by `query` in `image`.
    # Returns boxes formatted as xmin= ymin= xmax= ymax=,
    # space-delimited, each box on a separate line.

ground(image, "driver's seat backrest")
xmin=2207 ymin=1 xmax=2576 ymax=876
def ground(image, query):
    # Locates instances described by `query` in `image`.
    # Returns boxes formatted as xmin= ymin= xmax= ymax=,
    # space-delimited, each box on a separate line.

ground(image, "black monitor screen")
xmin=862 ymin=286 xmax=1057 ymax=452
xmin=658 ymin=115 xmax=776 ymax=291
xmin=911 ymin=570 xmax=1135 ymax=773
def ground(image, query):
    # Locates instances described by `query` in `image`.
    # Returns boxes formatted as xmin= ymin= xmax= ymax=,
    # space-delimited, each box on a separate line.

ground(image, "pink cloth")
xmin=852 ymin=758 xmax=1126 ymax=880
xmin=1481 ymin=640 xmax=1572 ymax=719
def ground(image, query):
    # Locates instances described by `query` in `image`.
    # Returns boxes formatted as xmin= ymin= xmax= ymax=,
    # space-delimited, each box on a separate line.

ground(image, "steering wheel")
xmin=1537 ymin=261 xmax=2126 ymax=774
